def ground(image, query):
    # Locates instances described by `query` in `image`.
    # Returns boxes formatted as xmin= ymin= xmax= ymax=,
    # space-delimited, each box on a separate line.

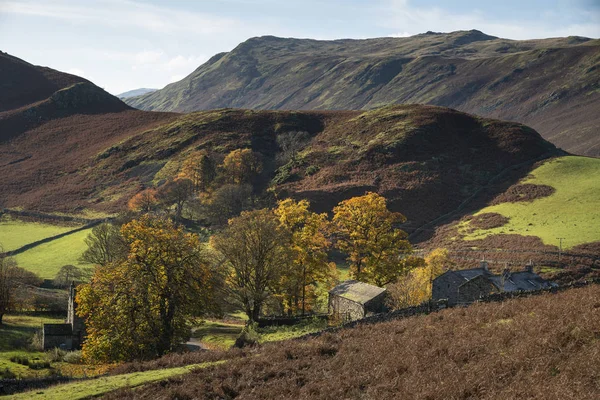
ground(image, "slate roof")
xmin=329 ymin=280 xmax=386 ymax=304
xmin=446 ymin=267 xmax=556 ymax=292
xmin=454 ymin=268 xmax=491 ymax=281
xmin=43 ymin=323 xmax=72 ymax=336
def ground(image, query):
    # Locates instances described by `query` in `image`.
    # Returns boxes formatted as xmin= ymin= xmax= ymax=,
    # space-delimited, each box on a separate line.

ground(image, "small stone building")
xmin=432 ymin=261 xmax=557 ymax=306
xmin=42 ymin=282 xmax=86 ymax=350
xmin=328 ymin=280 xmax=387 ymax=322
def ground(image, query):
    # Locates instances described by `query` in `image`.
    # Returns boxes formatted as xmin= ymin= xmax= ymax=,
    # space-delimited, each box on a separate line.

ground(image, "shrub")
xmin=305 ymin=165 xmax=319 ymax=176
xmin=30 ymin=329 xmax=44 ymax=351
xmin=48 ymin=348 xmax=67 ymax=362
xmin=63 ymin=350 xmax=83 ymax=364
xmin=234 ymin=323 xmax=259 ymax=348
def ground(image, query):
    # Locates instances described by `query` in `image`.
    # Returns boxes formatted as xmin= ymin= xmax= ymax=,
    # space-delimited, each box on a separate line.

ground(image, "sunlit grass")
xmin=0 ymin=216 xmax=78 ymax=252
xmin=13 ymin=228 xmax=93 ymax=279
xmin=461 ymin=156 xmax=600 ymax=249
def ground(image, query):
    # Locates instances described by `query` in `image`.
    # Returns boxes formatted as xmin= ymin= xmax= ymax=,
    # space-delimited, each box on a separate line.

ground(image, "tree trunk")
xmin=302 ymin=266 xmax=306 ymax=316
xmin=0 ymin=313 xmax=3 ymax=326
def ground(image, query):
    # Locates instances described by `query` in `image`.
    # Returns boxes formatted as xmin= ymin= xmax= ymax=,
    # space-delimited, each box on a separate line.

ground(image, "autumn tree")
xmin=222 ymin=149 xmax=262 ymax=184
xmin=204 ymin=184 xmax=254 ymax=225
xmin=211 ymin=209 xmax=291 ymax=321
xmin=81 ymin=223 xmax=127 ymax=266
xmin=387 ymin=248 xmax=451 ymax=309
xmin=332 ymin=192 xmax=413 ymax=286
xmin=128 ymin=188 xmax=158 ymax=213
xmin=274 ymin=199 xmax=337 ymax=315
xmin=77 ymin=216 xmax=212 ymax=362
xmin=180 ymin=151 xmax=216 ymax=193
xmin=157 ymin=178 xmax=194 ymax=221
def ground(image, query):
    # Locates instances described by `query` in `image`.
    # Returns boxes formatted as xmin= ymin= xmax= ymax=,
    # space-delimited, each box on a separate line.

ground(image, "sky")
xmin=0 ymin=0 xmax=598 ymax=95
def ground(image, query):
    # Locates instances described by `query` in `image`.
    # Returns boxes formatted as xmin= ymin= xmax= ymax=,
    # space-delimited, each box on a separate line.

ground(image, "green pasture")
xmin=461 ymin=156 xmax=600 ymax=249
xmin=0 ymin=216 xmax=78 ymax=252
xmin=13 ymin=228 xmax=93 ymax=279
xmin=11 ymin=361 xmax=223 ymax=400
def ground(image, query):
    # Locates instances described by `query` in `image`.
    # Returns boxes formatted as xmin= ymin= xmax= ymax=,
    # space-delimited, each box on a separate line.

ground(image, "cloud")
xmin=0 ymin=0 xmax=239 ymax=35
xmin=380 ymin=0 xmax=600 ymax=39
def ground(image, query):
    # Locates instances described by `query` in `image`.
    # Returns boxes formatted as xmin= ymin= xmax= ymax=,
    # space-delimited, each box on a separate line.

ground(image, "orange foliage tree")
xmin=127 ymin=188 xmax=158 ymax=213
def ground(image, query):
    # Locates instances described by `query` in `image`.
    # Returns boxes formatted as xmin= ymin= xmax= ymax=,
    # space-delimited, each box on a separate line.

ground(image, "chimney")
xmin=525 ymin=260 xmax=534 ymax=273
xmin=480 ymin=259 xmax=489 ymax=271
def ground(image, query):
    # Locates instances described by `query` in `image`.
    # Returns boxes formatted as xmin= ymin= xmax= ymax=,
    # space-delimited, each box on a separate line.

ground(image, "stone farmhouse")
xmin=329 ymin=280 xmax=387 ymax=322
xmin=432 ymin=261 xmax=557 ymax=306
xmin=42 ymin=282 xmax=86 ymax=350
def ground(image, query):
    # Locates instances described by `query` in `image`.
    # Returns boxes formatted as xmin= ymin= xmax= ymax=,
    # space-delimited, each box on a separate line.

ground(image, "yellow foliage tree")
xmin=388 ymin=248 xmax=451 ymax=309
xmin=77 ymin=216 xmax=211 ymax=362
xmin=332 ymin=192 xmax=412 ymax=286
xmin=274 ymin=199 xmax=337 ymax=315
xmin=221 ymin=148 xmax=262 ymax=184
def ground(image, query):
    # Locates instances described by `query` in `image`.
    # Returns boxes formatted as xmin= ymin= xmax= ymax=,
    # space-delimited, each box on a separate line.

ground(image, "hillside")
xmin=117 ymin=88 xmax=157 ymax=99
xmin=422 ymin=155 xmax=600 ymax=276
xmin=0 ymin=99 xmax=559 ymax=234
xmin=125 ymin=31 xmax=600 ymax=156
xmin=0 ymin=51 xmax=89 ymax=113
xmin=101 ymin=284 xmax=600 ymax=399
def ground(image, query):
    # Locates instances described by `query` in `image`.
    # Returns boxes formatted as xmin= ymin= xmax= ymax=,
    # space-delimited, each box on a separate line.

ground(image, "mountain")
xmin=124 ymin=31 xmax=600 ymax=156
xmin=117 ymin=88 xmax=157 ymax=99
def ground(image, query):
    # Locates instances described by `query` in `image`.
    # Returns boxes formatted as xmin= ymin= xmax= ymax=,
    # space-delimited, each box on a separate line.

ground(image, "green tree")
xmin=332 ymin=192 xmax=413 ymax=286
xmin=53 ymin=265 xmax=91 ymax=288
xmin=81 ymin=223 xmax=127 ymax=266
xmin=77 ymin=216 xmax=212 ymax=362
xmin=211 ymin=209 xmax=290 ymax=321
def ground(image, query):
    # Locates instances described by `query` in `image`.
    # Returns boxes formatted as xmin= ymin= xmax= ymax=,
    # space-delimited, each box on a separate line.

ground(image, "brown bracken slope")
xmin=106 ymin=284 xmax=600 ymax=400
xmin=125 ymin=31 xmax=600 ymax=156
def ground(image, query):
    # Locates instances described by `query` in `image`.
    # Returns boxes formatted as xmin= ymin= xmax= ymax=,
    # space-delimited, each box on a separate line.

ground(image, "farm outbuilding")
xmin=328 ymin=280 xmax=387 ymax=322
xmin=432 ymin=261 xmax=557 ymax=306
xmin=42 ymin=282 xmax=86 ymax=350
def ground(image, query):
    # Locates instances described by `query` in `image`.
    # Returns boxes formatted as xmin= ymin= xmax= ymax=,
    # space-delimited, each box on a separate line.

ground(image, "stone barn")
xmin=328 ymin=280 xmax=387 ymax=322
xmin=42 ymin=282 xmax=86 ymax=350
xmin=432 ymin=261 xmax=557 ymax=306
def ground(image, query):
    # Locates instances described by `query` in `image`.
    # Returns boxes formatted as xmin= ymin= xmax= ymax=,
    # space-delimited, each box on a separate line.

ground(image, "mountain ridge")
xmin=124 ymin=31 xmax=600 ymax=156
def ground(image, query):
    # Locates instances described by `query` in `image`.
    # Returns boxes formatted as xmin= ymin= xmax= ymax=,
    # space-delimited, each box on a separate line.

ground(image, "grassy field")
xmin=0 ymin=216 xmax=78 ymax=252
xmin=258 ymin=318 xmax=329 ymax=343
xmin=190 ymin=320 xmax=245 ymax=350
xmin=461 ymin=156 xmax=600 ymax=249
xmin=13 ymin=228 xmax=93 ymax=279
xmin=11 ymin=361 xmax=222 ymax=400
xmin=0 ymin=314 xmax=63 ymax=378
